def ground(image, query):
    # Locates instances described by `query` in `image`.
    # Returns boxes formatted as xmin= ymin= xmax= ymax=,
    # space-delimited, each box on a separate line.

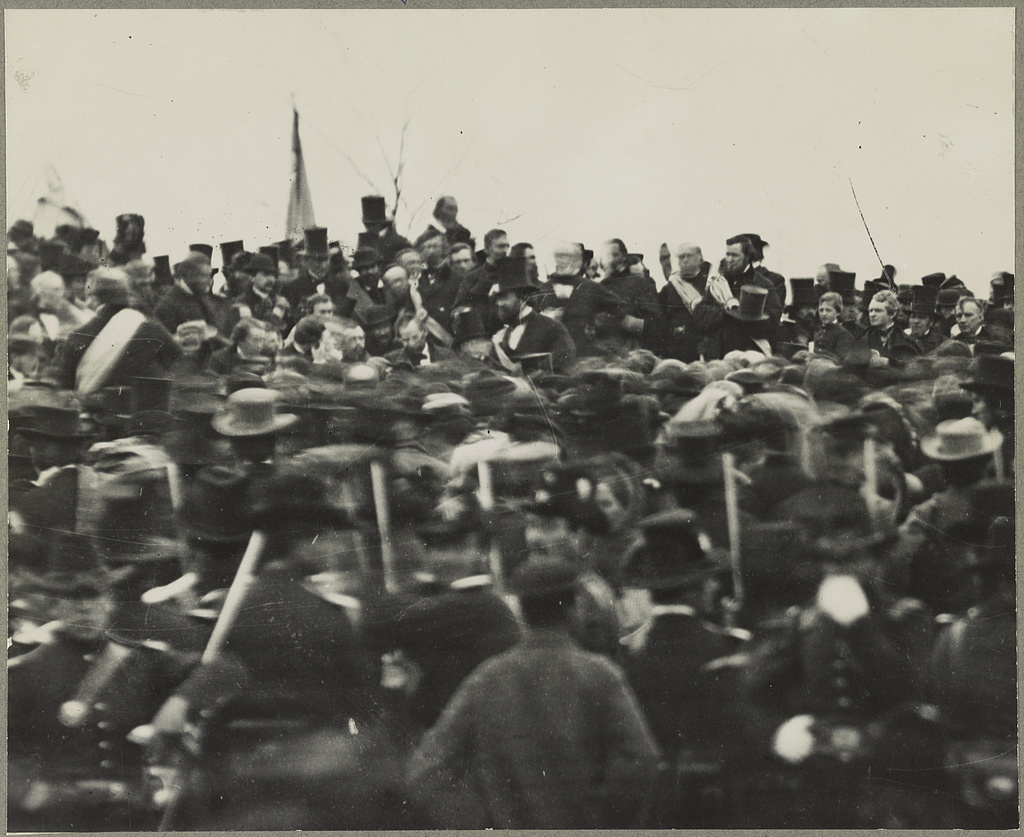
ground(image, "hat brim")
xmin=211 ymin=412 xmax=299 ymax=437
xmin=920 ymin=432 xmax=1003 ymax=461
xmin=19 ymin=428 xmax=96 ymax=441
xmin=724 ymin=310 xmax=770 ymax=322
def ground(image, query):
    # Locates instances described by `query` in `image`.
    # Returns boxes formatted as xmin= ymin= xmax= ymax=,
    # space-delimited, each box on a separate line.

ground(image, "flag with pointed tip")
xmin=286 ymin=108 xmax=316 ymax=242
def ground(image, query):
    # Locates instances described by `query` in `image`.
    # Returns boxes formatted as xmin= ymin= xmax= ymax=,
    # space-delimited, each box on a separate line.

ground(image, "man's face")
xmin=312 ymin=300 xmax=335 ymax=317
xmin=908 ymin=312 xmax=932 ymax=337
xmin=486 ymin=235 xmax=510 ymax=263
xmin=359 ymin=264 xmax=381 ymax=283
xmin=420 ymin=237 xmax=445 ymax=269
xmin=450 ymin=248 xmax=473 ymax=276
xmin=815 ymin=267 xmax=831 ymax=287
xmin=818 ymin=301 xmax=839 ymax=326
xmin=369 ymin=323 xmax=393 ymax=349
xmin=252 ymin=270 xmax=276 ymax=295
xmin=599 ymin=243 xmax=623 ymax=274
xmin=397 ymin=253 xmax=424 ymax=283
xmin=383 ymin=267 xmax=410 ymax=299
xmin=722 ymin=243 xmax=748 ymax=278
xmin=496 ymin=291 xmax=523 ymax=325
xmin=677 ymin=247 xmax=702 ymax=278
xmin=436 ymin=198 xmax=458 ymax=226
xmin=305 ymin=254 xmax=329 ymax=276
xmin=955 ymin=302 xmax=983 ymax=336
xmin=867 ymin=299 xmax=892 ymax=329
xmin=238 ymin=326 xmax=268 ymax=356
xmin=340 ymin=327 xmax=366 ymax=360
xmin=184 ymin=265 xmax=213 ymax=295
xmin=399 ymin=320 xmax=427 ymax=354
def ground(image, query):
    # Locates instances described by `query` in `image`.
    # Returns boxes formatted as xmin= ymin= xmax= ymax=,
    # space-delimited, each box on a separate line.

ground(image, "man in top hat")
xmin=281 ymin=226 xmax=331 ymax=311
xmin=406 ymin=556 xmax=661 ymax=829
xmin=777 ymin=278 xmax=819 ymax=347
xmin=449 ymin=306 xmax=499 ymax=367
xmin=742 ymin=233 xmax=787 ymax=306
xmin=693 ymin=236 xmax=782 ymax=360
xmin=361 ymin=195 xmax=412 ymax=267
xmin=597 ymin=238 xmax=663 ymax=352
xmin=659 ymin=242 xmax=711 ymax=362
xmin=56 ymin=268 xmax=183 ymax=396
xmin=903 ymin=285 xmax=945 ymax=353
xmin=491 ymin=256 xmax=577 ymax=375
xmin=960 ymin=353 xmax=1013 ymax=475
xmin=153 ymin=251 xmax=224 ymax=337
xmin=988 ymin=271 xmax=1013 ymax=311
xmin=414 ymin=195 xmax=474 ymax=251
xmin=224 ymin=252 xmax=289 ymax=335
xmin=454 ymin=228 xmax=511 ymax=331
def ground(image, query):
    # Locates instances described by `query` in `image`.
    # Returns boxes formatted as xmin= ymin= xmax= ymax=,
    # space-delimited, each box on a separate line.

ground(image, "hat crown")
xmin=22 ymin=405 xmax=85 ymax=437
xmin=929 ymin=417 xmax=1002 ymax=459
xmin=732 ymin=285 xmax=769 ymax=320
xmin=303 ymin=226 xmax=329 ymax=256
xmin=361 ymin=196 xmax=388 ymax=223
xmin=495 ymin=255 xmax=534 ymax=292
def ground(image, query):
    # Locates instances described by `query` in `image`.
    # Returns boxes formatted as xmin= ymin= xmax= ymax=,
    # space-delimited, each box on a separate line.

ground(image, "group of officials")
xmin=6 ymin=197 xmax=1017 ymax=830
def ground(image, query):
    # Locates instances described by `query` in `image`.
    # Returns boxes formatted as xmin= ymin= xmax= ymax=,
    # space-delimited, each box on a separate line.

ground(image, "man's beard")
xmin=720 ymin=258 xmax=747 ymax=281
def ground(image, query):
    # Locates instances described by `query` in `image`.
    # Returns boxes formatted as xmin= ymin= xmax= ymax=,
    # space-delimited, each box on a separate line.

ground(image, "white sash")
xmin=75 ymin=308 xmax=147 ymax=396
xmin=667 ymin=274 xmax=703 ymax=312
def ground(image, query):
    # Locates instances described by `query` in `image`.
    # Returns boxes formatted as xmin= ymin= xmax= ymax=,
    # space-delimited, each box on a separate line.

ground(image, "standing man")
xmin=281 ymin=227 xmax=331 ymax=311
xmin=406 ymin=557 xmax=661 ymax=829
xmin=415 ymin=196 xmax=473 ymax=251
xmin=742 ymin=233 xmax=786 ymax=306
xmin=153 ymin=252 xmax=221 ymax=336
xmin=659 ymin=242 xmax=710 ymax=361
xmin=454 ymin=228 xmax=510 ymax=327
xmin=225 ymin=253 xmax=285 ymax=334
xmin=418 ymin=237 xmax=469 ymax=334
xmin=598 ymin=238 xmax=663 ymax=352
xmin=339 ymin=248 xmax=387 ymax=320
xmin=692 ymin=235 xmax=782 ymax=360
xmin=361 ymin=195 xmax=412 ymax=266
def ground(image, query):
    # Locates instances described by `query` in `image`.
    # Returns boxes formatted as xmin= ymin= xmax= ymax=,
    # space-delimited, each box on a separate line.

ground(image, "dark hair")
xmin=518 ymin=590 xmax=576 ymax=629
xmin=434 ymin=196 xmax=456 ymax=215
xmin=294 ymin=316 xmax=326 ymax=347
xmin=510 ymin=242 xmax=534 ymax=258
xmin=607 ymin=239 xmax=627 ymax=259
xmin=484 ymin=229 xmax=508 ymax=249
xmin=725 ymin=235 xmax=757 ymax=263
xmin=230 ymin=317 xmax=266 ymax=346
xmin=450 ymin=242 xmax=472 ymax=257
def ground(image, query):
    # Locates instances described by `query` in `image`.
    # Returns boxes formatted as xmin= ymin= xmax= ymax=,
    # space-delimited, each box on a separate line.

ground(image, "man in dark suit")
xmin=491 ymin=256 xmax=577 ymax=375
xmin=595 ymin=239 xmax=663 ymax=352
xmin=361 ymin=195 xmax=412 ymax=267
xmin=153 ymin=252 xmax=222 ymax=336
xmin=281 ymin=227 xmax=331 ymax=311
xmin=453 ymin=228 xmax=509 ymax=330
xmin=384 ymin=312 xmax=455 ymax=370
xmin=414 ymin=196 xmax=473 ymax=251
xmin=659 ymin=242 xmax=710 ymax=361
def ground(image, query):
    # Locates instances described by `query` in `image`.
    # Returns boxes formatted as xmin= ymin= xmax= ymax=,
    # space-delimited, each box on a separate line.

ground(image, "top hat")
xmin=180 ymin=465 xmax=253 ymax=542
xmin=30 ymin=532 xmax=127 ymax=597
xmin=726 ymin=285 xmax=770 ymax=321
xmin=451 ymin=307 xmax=490 ymax=346
xmin=361 ymin=195 xmax=390 ymax=225
xmin=920 ymin=417 xmax=1003 ymax=462
xmin=935 ymin=288 xmax=964 ymax=309
xmin=826 ymin=269 xmax=856 ymax=297
xmin=356 ymin=231 xmax=379 ymax=253
xmin=788 ymin=278 xmax=818 ymax=309
xmin=989 ymin=271 xmax=1013 ymax=303
xmin=920 ymin=272 xmax=946 ymax=290
xmin=622 ymin=510 xmax=717 ymax=590
xmin=940 ymin=274 xmax=967 ymax=291
xmin=961 ymin=353 xmax=1013 ymax=394
xmin=510 ymin=557 xmax=580 ymax=600
xmin=259 ymin=245 xmax=280 ymax=264
xmin=495 ymin=255 xmax=538 ymax=295
xmin=351 ymin=248 xmax=380 ymax=271
xmin=152 ymin=255 xmax=173 ymax=287
xmin=906 ymin=285 xmax=939 ymax=316
xmin=303 ymin=227 xmax=329 ymax=257
xmin=189 ymin=243 xmax=214 ymax=261
xmin=211 ymin=388 xmax=299 ymax=437
xmin=18 ymin=405 xmax=94 ymax=440
xmin=220 ymin=240 xmax=245 ymax=268
xmin=272 ymin=239 xmax=295 ymax=267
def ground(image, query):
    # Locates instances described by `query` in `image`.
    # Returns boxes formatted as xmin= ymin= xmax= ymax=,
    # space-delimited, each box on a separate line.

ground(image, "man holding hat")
xmin=153 ymin=252 xmax=221 ymax=336
xmin=491 ymin=255 xmax=577 ymax=375
xmin=693 ymin=235 xmax=782 ymax=360
xmin=406 ymin=556 xmax=661 ymax=829
xmin=360 ymin=195 xmax=412 ymax=266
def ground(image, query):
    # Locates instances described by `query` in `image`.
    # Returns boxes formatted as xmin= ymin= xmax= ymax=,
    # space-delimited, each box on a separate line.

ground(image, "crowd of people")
xmin=6 ymin=196 xmax=1017 ymax=830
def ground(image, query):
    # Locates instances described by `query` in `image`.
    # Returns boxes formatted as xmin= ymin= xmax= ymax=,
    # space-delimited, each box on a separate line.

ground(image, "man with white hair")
xmin=28 ymin=270 xmax=91 ymax=347
xmin=659 ymin=242 xmax=710 ymax=361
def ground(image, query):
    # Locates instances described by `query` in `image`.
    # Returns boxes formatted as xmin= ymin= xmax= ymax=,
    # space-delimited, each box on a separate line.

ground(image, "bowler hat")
xmin=495 ymin=255 xmax=537 ymax=295
xmin=220 ymin=240 xmax=245 ymax=268
xmin=920 ymin=417 xmax=1003 ymax=462
xmin=361 ymin=195 xmax=390 ymax=225
xmin=921 ymin=272 xmax=946 ymax=289
xmin=247 ymin=253 xmax=277 ymax=275
xmin=622 ymin=510 xmax=716 ymax=590
xmin=359 ymin=304 xmax=392 ymax=329
xmin=211 ymin=388 xmax=299 ymax=437
xmin=908 ymin=285 xmax=940 ymax=316
xmin=304 ymin=227 xmax=329 ymax=257
xmin=180 ymin=465 xmax=253 ymax=542
xmin=510 ymin=557 xmax=580 ymax=600
xmin=726 ymin=285 xmax=770 ymax=321
xmin=351 ymin=248 xmax=380 ymax=271
xmin=961 ymin=353 xmax=1013 ymax=394
xmin=19 ymin=405 xmax=94 ymax=440
xmin=189 ymin=243 xmax=214 ymax=261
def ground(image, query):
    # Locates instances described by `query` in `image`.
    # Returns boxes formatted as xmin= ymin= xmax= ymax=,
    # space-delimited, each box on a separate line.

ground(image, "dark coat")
xmin=407 ymin=629 xmax=662 ymax=829
xmin=55 ymin=306 xmax=182 ymax=390
xmin=658 ymin=269 xmax=708 ymax=362
xmin=600 ymin=270 xmax=664 ymax=352
xmin=453 ymin=261 xmax=500 ymax=323
xmin=813 ymin=321 xmax=855 ymax=360
xmin=415 ymin=221 xmax=473 ymax=250
xmin=205 ymin=345 xmax=274 ymax=377
xmin=691 ymin=268 xmax=782 ymax=360
xmin=153 ymin=284 xmax=220 ymax=335
xmin=418 ymin=264 xmax=464 ymax=334
xmin=497 ymin=311 xmax=577 ymax=374
xmin=384 ymin=342 xmax=456 ymax=370
xmin=863 ymin=324 xmax=922 ymax=361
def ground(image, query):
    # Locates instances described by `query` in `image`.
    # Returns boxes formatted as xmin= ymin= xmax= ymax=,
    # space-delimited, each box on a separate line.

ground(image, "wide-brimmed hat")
xmin=510 ymin=557 xmax=580 ymax=600
xmin=180 ymin=465 xmax=253 ymax=542
xmin=18 ymin=405 xmax=95 ymax=441
xmin=960 ymin=353 xmax=1013 ymax=394
xmin=622 ymin=510 xmax=717 ymax=590
xmin=211 ymin=388 xmax=299 ymax=437
xmin=725 ymin=285 xmax=770 ymax=322
xmin=361 ymin=195 xmax=390 ymax=225
xmin=920 ymin=417 xmax=1003 ymax=461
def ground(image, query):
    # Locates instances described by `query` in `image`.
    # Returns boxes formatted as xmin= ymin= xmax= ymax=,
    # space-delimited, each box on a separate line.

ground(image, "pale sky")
xmin=5 ymin=8 xmax=1014 ymax=294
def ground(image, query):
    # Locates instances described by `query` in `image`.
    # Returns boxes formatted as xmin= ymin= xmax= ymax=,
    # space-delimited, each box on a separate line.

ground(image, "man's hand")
xmin=706 ymin=274 xmax=735 ymax=308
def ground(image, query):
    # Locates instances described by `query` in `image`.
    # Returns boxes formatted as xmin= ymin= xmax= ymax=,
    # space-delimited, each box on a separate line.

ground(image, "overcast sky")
xmin=5 ymin=8 xmax=1014 ymax=294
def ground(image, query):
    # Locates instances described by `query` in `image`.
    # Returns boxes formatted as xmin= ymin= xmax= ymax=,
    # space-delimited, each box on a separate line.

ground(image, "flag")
xmin=286 ymin=108 xmax=316 ymax=241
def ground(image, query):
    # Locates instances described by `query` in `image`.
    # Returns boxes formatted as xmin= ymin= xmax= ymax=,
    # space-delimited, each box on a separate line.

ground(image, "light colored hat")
xmin=920 ymin=417 xmax=1003 ymax=461
xmin=211 ymin=388 xmax=298 ymax=437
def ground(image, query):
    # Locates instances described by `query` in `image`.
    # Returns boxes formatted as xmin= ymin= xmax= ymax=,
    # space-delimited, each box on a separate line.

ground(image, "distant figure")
xmin=415 ymin=196 xmax=473 ymax=251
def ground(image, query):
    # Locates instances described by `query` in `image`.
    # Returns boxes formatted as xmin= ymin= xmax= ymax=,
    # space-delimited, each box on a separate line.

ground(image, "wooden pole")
xmin=201 ymin=531 xmax=266 ymax=665
xmin=721 ymin=451 xmax=744 ymax=606
xmin=369 ymin=459 xmax=398 ymax=594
